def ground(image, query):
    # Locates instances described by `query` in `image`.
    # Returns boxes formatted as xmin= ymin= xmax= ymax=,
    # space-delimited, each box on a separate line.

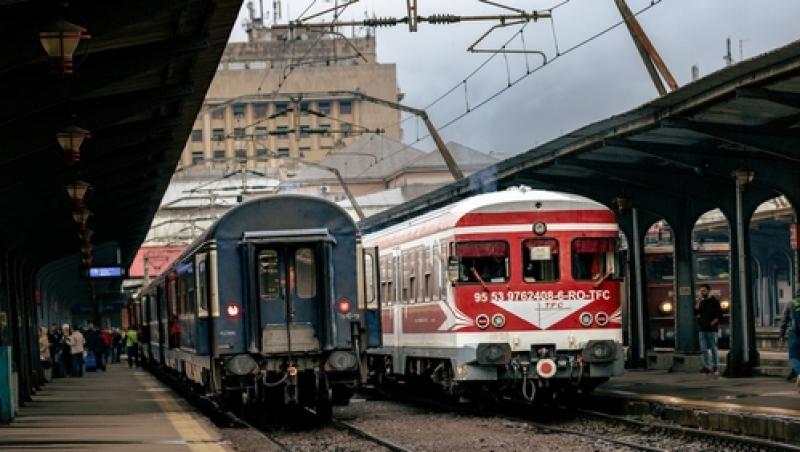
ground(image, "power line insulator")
xmin=363 ymin=17 xmax=398 ymax=27
xmin=426 ymin=14 xmax=460 ymax=24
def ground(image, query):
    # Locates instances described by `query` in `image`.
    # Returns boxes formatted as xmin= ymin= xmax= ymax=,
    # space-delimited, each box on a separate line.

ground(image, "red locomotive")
xmin=364 ymin=186 xmax=624 ymax=403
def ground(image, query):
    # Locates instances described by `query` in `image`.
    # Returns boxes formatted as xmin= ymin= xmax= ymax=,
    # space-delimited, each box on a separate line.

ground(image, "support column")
xmin=671 ymin=209 xmax=700 ymax=358
xmin=725 ymin=175 xmax=760 ymax=376
xmin=618 ymin=209 xmax=649 ymax=368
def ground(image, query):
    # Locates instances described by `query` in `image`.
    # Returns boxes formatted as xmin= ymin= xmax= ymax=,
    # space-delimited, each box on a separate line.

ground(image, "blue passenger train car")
xmin=139 ymin=195 xmax=381 ymax=418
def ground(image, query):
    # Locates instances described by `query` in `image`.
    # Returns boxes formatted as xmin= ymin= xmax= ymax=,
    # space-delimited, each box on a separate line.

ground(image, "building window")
xmin=318 ymin=101 xmax=331 ymax=115
xmin=256 ymin=148 xmax=269 ymax=160
xmin=254 ymin=126 xmax=267 ymax=137
xmin=233 ymin=103 xmax=246 ymax=118
xmin=299 ymin=147 xmax=310 ymax=158
xmin=235 ymin=149 xmax=247 ymax=161
xmin=212 ymin=128 xmax=225 ymax=141
xmin=300 ymin=102 xmax=310 ymax=115
xmin=210 ymin=107 xmax=224 ymax=120
xmin=277 ymin=148 xmax=290 ymax=158
xmin=190 ymin=129 xmax=203 ymax=142
xmin=299 ymin=125 xmax=310 ymax=138
xmin=213 ymin=150 xmax=226 ymax=160
xmin=191 ymin=152 xmax=204 ymax=165
xmin=253 ymin=103 xmax=268 ymax=118
xmin=339 ymin=100 xmax=352 ymax=114
xmin=274 ymin=102 xmax=288 ymax=114
xmin=277 ymin=126 xmax=289 ymax=138
xmin=233 ymin=128 xmax=245 ymax=139
xmin=319 ymin=124 xmax=331 ymax=136
xmin=341 ymin=123 xmax=352 ymax=137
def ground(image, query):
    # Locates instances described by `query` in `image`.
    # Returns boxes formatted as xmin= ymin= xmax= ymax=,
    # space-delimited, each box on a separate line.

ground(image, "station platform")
xmin=0 ymin=363 xmax=231 ymax=451
xmin=594 ymin=368 xmax=800 ymax=443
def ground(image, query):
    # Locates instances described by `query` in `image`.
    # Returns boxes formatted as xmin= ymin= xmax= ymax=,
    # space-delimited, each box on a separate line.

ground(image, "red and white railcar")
xmin=365 ymin=186 xmax=624 ymax=401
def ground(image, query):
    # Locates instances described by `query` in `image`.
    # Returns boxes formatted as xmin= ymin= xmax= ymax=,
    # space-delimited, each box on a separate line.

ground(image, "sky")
xmin=229 ymin=0 xmax=800 ymax=157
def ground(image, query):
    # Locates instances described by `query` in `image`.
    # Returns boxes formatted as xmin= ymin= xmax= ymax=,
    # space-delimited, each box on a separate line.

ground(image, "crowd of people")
xmin=38 ymin=323 xmax=141 ymax=380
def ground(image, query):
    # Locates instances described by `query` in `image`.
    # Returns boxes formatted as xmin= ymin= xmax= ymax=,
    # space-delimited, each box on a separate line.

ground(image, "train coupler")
xmin=284 ymin=366 xmax=299 ymax=404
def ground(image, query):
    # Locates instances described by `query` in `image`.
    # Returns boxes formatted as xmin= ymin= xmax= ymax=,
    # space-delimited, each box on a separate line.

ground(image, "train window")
xmin=645 ymin=254 xmax=674 ymax=281
xmin=572 ymin=238 xmax=618 ymax=281
xmin=364 ymin=252 xmax=376 ymax=308
xmin=197 ymin=257 xmax=209 ymax=315
xmin=295 ymin=248 xmax=317 ymax=298
xmin=258 ymin=250 xmax=280 ymax=300
xmin=455 ymin=241 xmax=509 ymax=283
xmin=522 ymin=238 xmax=559 ymax=282
xmin=695 ymin=254 xmax=729 ymax=280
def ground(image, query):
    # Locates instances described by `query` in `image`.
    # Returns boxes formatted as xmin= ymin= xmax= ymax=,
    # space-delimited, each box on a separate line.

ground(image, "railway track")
xmin=361 ymin=384 xmax=798 ymax=451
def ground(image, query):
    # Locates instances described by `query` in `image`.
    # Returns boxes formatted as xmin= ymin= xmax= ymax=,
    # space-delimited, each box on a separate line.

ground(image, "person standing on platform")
xmin=66 ymin=325 xmax=86 ymax=377
xmin=779 ymin=293 xmax=800 ymax=388
xmin=88 ymin=326 xmax=108 ymax=372
xmin=695 ymin=284 xmax=723 ymax=375
xmin=38 ymin=327 xmax=51 ymax=383
xmin=48 ymin=324 xmax=63 ymax=378
xmin=111 ymin=328 xmax=122 ymax=363
xmin=60 ymin=324 xmax=72 ymax=377
xmin=125 ymin=327 xmax=139 ymax=368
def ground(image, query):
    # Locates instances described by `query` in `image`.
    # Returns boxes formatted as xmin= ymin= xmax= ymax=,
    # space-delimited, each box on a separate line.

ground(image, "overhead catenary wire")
xmin=346 ymin=0 xmax=665 ymax=180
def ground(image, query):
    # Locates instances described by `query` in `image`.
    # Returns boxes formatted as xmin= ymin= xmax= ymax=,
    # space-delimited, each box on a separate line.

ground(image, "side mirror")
xmin=447 ymin=257 xmax=460 ymax=282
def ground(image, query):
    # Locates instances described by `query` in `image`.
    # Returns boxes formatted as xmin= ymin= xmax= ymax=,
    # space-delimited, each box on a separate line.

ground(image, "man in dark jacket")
xmin=779 ymin=295 xmax=800 ymax=387
xmin=695 ymin=284 xmax=723 ymax=375
xmin=47 ymin=324 xmax=63 ymax=378
xmin=87 ymin=325 xmax=108 ymax=371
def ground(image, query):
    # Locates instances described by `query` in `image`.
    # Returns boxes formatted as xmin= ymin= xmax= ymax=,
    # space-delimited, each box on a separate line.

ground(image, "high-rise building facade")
xmin=177 ymin=22 xmax=401 ymax=172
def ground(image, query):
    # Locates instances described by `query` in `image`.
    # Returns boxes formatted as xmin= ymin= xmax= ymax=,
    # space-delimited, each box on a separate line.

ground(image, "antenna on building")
xmin=691 ymin=64 xmax=699 ymax=81
xmin=724 ymin=37 xmax=733 ymax=65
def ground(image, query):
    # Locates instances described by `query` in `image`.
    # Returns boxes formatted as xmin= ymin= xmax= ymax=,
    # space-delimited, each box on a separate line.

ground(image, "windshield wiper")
xmin=593 ymin=270 xmax=613 ymax=288
xmin=470 ymin=267 xmax=490 ymax=292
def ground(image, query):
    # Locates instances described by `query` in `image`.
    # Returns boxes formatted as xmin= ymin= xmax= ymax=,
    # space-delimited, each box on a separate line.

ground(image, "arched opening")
xmin=643 ymin=219 xmax=676 ymax=349
xmin=692 ymin=209 xmax=732 ymax=350
xmin=749 ymin=195 xmax=795 ymax=331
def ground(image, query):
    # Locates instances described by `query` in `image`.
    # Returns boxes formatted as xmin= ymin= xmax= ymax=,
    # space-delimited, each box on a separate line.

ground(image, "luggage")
xmin=85 ymin=352 xmax=97 ymax=371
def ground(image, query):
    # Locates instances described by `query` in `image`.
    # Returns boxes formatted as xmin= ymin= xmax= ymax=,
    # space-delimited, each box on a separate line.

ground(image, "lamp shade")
xmin=72 ymin=207 xmax=91 ymax=226
xmin=79 ymin=228 xmax=93 ymax=242
xmin=57 ymin=125 xmax=90 ymax=162
xmin=39 ymin=20 xmax=89 ymax=75
xmin=66 ymin=180 xmax=91 ymax=207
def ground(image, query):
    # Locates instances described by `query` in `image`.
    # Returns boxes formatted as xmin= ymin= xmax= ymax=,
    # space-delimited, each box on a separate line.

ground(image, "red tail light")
xmin=226 ymin=304 xmax=240 ymax=318
xmin=337 ymin=298 xmax=351 ymax=314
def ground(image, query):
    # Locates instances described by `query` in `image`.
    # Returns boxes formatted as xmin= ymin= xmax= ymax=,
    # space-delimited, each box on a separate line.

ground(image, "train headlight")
xmin=224 ymin=354 xmax=258 ymax=376
xmin=476 ymin=343 xmax=511 ymax=365
xmin=720 ymin=299 xmax=730 ymax=311
xmin=491 ymin=313 xmax=506 ymax=328
xmin=582 ymin=340 xmax=617 ymax=363
xmin=594 ymin=311 xmax=609 ymax=327
xmin=579 ymin=311 xmax=594 ymax=327
xmin=326 ymin=351 xmax=358 ymax=371
xmin=658 ymin=300 xmax=674 ymax=314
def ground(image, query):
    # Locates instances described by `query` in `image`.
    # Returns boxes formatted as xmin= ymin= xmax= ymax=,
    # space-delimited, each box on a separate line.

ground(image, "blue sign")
xmin=88 ymin=266 xmax=126 ymax=278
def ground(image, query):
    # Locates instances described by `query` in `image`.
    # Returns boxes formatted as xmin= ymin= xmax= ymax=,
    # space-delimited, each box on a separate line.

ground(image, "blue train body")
xmin=138 ymin=195 xmax=381 ymax=416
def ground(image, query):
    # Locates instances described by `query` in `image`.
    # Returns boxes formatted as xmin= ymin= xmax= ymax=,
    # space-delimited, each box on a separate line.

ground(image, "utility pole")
xmin=613 ymin=0 xmax=677 ymax=96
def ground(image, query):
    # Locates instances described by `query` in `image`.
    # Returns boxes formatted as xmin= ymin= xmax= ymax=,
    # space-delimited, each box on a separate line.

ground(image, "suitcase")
xmin=85 ymin=352 xmax=97 ymax=372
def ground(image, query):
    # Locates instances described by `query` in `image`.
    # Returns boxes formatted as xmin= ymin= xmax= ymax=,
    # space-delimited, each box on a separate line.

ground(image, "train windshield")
xmin=572 ymin=237 xmax=619 ymax=281
xmin=455 ymin=241 xmax=509 ymax=283
xmin=695 ymin=254 xmax=729 ymax=280
xmin=645 ymin=254 xmax=674 ymax=281
xmin=522 ymin=238 xmax=559 ymax=282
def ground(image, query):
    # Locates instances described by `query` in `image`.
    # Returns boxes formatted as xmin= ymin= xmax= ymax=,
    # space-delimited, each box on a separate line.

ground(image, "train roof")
xmin=366 ymin=186 xmax=609 ymax=241
xmin=140 ymin=194 xmax=357 ymax=291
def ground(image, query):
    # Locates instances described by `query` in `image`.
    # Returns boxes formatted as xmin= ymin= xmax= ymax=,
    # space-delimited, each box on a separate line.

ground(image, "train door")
xmin=360 ymin=247 xmax=382 ymax=348
xmin=255 ymin=244 xmax=324 ymax=354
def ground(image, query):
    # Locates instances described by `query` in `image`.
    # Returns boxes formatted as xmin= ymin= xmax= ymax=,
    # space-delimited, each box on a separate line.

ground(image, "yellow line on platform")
xmin=134 ymin=372 xmax=229 ymax=451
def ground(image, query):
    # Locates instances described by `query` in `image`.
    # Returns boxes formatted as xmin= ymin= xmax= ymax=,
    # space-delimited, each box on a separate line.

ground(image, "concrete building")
xmin=176 ymin=22 xmax=401 ymax=173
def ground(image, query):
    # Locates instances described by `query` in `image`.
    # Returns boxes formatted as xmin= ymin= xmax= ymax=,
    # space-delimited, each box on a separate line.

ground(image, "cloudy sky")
xmin=230 ymin=0 xmax=800 ymax=157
